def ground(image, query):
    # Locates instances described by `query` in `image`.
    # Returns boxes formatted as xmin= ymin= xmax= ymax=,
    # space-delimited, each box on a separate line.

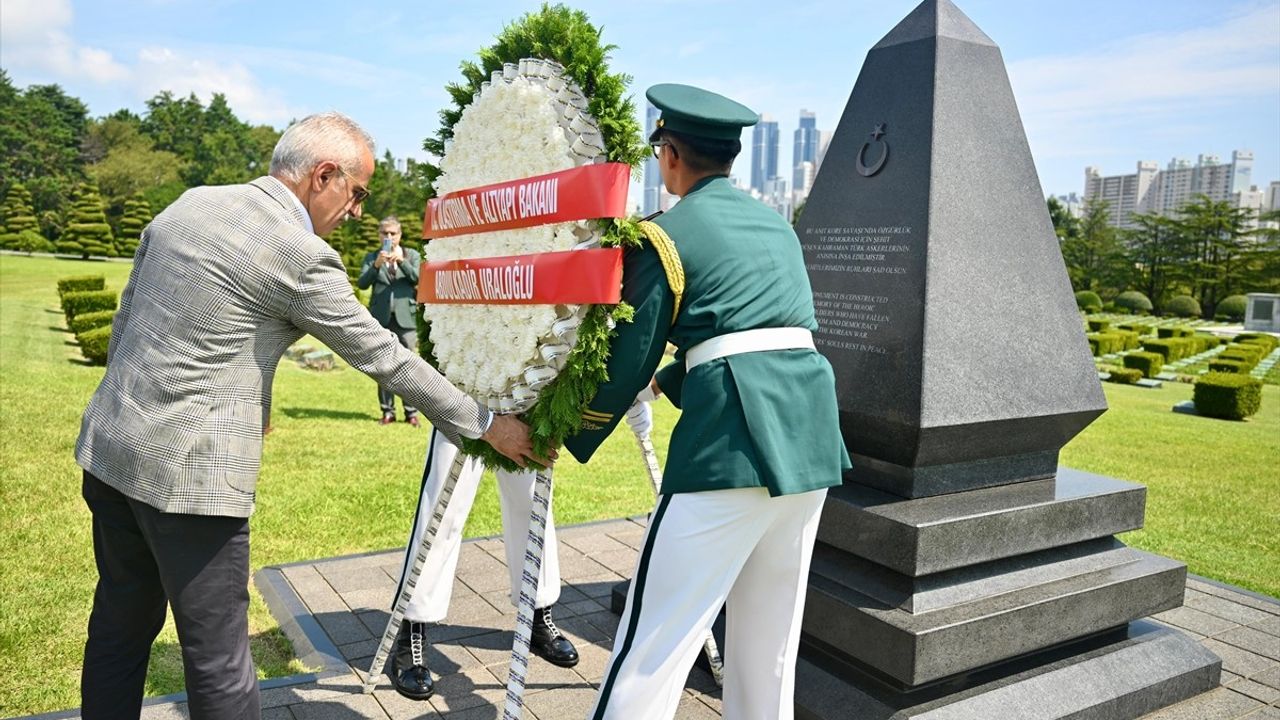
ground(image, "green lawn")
xmin=1 ymin=253 xmax=1277 ymax=715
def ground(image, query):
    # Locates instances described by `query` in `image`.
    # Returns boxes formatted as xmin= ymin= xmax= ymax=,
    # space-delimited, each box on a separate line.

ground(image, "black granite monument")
xmin=793 ymin=1 xmax=1221 ymax=717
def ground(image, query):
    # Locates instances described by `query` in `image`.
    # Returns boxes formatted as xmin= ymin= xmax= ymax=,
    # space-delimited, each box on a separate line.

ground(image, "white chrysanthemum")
xmin=425 ymin=70 xmax=600 ymax=407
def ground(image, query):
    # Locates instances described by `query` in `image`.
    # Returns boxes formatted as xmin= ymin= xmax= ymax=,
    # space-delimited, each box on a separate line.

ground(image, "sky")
xmin=3 ymin=0 xmax=1278 ymax=206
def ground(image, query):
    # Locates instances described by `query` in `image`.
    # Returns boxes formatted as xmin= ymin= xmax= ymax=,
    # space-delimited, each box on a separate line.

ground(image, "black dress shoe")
xmin=530 ymin=606 xmax=579 ymax=668
xmin=391 ymin=621 xmax=434 ymax=700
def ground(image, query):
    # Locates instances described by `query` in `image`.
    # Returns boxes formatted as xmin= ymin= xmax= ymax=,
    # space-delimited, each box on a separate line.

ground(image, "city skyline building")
xmin=792 ymin=109 xmax=817 ymax=196
xmin=751 ymin=114 xmax=780 ymax=194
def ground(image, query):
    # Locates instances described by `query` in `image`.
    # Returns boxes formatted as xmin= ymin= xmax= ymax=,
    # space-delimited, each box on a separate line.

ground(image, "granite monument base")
xmin=796 ymin=620 xmax=1220 ymax=720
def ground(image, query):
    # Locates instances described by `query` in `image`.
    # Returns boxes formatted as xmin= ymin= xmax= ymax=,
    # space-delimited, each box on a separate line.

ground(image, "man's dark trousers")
xmin=378 ymin=320 xmax=419 ymax=418
xmin=81 ymin=472 xmax=260 ymax=720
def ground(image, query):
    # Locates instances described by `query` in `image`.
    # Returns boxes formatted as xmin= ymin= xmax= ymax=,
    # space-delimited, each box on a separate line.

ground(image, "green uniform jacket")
xmin=358 ymin=247 xmax=421 ymax=328
xmin=565 ymin=176 xmax=850 ymax=496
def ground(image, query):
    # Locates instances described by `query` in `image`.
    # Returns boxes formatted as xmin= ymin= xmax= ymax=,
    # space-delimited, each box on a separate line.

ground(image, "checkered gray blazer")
xmin=75 ymin=176 xmax=490 ymax=518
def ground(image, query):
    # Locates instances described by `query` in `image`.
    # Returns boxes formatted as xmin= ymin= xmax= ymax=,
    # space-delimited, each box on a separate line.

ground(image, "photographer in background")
xmin=358 ymin=216 xmax=423 ymax=426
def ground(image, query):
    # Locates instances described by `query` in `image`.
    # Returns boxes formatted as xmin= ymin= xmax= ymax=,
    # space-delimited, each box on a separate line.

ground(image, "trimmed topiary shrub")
xmin=1141 ymin=338 xmax=1195 ymax=363
xmin=1234 ymin=333 xmax=1279 ymax=354
xmin=68 ymin=310 xmax=116 ymax=335
xmin=1086 ymin=332 xmax=1129 ymax=356
xmin=1075 ymin=290 xmax=1103 ymax=312
xmin=1219 ymin=350 xmax=1260 ymax=370
xmin=57 ymin=275 xmax=106 ymax=297
xmin=1118 ymin=323 xmax=1153 ymax=336
xmin=11 ymin=229 xmax=52 ymax=253
xmin=1114 ymin=330 xmax=1140 ymax=351
xmin=1208 ymin=359 xmax=1248 ymax=374
xmin=1124 ymin=351 xmax=1165 ymax=378
xmin=1105 ymin=367 xmax=1142 ymax=384
xmin=117 ymin=193 xmax=152 ymax=257
xmin=1164 ymin=295 xmax=1201 ymax=318
xmin=1087 ymin=319 xmax=1111 ymax=333
xmin=77 ymin=325 xmax=111 ymax=365
xmin=57 ymin=182 xmax=116 ymax=258
xmin=1216 ymin=295 xmax=1248 ymax=322
xmin=1193 ymin=373 xmax=1262 ymax=420
xmin=61 ymin=290 xmax=117 ymax=322
xmin=1114 ymin=291 xmax=1153 ymax=314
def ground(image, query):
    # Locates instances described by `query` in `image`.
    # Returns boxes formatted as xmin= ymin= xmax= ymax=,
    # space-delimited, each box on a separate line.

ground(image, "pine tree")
xmin=58 ymin=182 xmax=116 ymax=258
xmin=0 ymin=183 xmax=42 ymax=250
xmin=117 ymin=192 xmax=152 ymax=257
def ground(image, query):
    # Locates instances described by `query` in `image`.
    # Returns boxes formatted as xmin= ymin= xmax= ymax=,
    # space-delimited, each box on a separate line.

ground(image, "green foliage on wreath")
xmin=421 ymin=3 xmax=646 ymax=188
xmin=421 ymin=3 xmax=647 ymax=470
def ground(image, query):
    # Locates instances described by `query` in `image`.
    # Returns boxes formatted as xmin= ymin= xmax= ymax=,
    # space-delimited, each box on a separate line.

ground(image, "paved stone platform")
xmin=25 ymin=518 xmax=1280 ymax=719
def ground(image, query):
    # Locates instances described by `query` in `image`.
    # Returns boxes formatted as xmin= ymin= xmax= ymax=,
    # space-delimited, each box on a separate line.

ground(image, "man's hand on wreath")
xmin=483 ymin=414 xmax=557 ymax=468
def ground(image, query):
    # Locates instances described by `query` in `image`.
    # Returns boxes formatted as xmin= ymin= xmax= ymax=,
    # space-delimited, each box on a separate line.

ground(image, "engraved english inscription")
xmin=805 ymin=224 xmax=913 ymax=354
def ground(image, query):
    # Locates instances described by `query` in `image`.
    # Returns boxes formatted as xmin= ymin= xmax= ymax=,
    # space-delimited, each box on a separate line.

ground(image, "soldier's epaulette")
xmin=580 ymin=408 xmax=613 ymax=430
xmin=636 ymin=220 xmax=684 ymax=325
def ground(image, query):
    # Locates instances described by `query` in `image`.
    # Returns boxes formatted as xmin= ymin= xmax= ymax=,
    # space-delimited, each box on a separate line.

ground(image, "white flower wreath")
xmin=424 ymin=60 xmax=608 ymax=413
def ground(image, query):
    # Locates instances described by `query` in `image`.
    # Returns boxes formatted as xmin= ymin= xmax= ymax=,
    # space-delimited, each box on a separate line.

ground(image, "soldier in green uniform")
xmin=566 ymin=84 xmax=850 ymax=720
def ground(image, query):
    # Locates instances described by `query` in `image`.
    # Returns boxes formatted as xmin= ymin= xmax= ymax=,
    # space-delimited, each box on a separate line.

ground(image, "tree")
xmin=1047 ymin=196 xmax=1080 ymax=241
xmin=1247 ymin=211 xmax=1280 ymax=294
xmin=117 ymin=193 xmax=153 ymax=257
xmin=0 ymin=73 xmax=89 ymax=230
xmin=58 ymin=182 xmax=116 ymax=258
xmin=1172 ymin=195 xmax=1254 ymax=317
xmin=1120 ymin=212 xmax=1180 ymax=309
xmin=1060 ymin=199 xmax=1123 ymax=294
xmin=86 ymin=119 xmax=184 ymax=221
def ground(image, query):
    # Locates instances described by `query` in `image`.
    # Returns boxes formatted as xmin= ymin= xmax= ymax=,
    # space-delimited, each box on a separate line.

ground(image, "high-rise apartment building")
xmin=751 ymin=114 xmax=780 ymax=194
xmin=792 ymin=110 xmax=818 ymax=195
xmin=643 ymin=102 xmax=662 ymax=216
xmin=1083 ymin=150 xmax=1256 ymax=228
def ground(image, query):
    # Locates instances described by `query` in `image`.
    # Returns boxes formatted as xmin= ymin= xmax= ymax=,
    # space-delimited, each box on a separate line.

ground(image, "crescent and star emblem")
xmin=856 ymin=123 xmax=889 ymax=177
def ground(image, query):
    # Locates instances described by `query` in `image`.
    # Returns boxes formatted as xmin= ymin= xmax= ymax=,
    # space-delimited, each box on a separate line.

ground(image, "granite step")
xmin=818 ymin=468 xmax=1146 ymax=576
xmin=797 ymin=620 xmax=1220 ymax=719
xmin=803 ymin=549 xmax=1187 ymax=686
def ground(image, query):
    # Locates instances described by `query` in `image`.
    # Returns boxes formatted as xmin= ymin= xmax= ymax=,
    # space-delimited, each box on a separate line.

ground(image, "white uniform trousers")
xmin=394 ymin=427 xmax=561 ymax=623
xmin=590 ymin=485 xmax=827 ymax=720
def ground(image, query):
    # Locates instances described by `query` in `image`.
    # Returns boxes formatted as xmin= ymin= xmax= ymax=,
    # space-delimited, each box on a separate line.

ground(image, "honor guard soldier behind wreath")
xmin=565 ymin=84 xmax=851 ymax=720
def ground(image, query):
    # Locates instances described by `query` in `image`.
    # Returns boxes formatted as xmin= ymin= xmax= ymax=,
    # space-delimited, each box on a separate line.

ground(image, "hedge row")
xmin=1194 ymin=373 xmax=1262 ymax=420
xmin=1140 ymin=334 xmax=1220 ymax=363
xmin=78 ymin=325 xmax=111 ymax=365
xmin=1117 ymin=322 xmax=1153 ymax=336
xmin=57 ymin=275 xmax=105 ymax=297
xmin=1087 ymin=330 xmax=1141 ymax=356
xmin=68 ymin=310 xmax=116 ymax=336
xmin=1123 ymin=351 xmax=1165 ymax=378
xmin=57 ymin=275 xmax=116 ymax=365
xmin=61 ymin=290 xmax=117 ymax=323
xmin=1104 ymin=367 xmax=1142 ymax=384
xmin=1234 ymin=333 xmax=1279 ymax=354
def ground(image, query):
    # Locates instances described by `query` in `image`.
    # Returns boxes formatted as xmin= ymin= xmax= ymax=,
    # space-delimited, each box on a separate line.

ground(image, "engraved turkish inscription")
xmin=804 ymin=225 xmax=913 ymax=354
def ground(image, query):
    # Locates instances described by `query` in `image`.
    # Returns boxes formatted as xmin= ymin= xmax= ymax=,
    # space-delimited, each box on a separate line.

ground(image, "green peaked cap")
xmin=646 ymin=83 xmax=759 ymax=141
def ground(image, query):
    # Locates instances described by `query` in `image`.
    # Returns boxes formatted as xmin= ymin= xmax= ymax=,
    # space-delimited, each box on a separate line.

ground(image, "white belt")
xmin=685 ymin=327 xmax=815 ymax=370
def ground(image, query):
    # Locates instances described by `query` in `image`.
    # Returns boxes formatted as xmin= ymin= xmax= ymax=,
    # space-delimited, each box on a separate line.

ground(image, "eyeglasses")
xmin=650 ymin=140 xmax=675 ymax=160
xmin=335 ymin=165 xmax=371 ymax=206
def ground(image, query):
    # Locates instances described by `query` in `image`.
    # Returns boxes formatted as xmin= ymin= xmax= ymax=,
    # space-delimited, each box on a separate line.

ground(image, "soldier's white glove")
xmin=625 ymin=399 xmax=653 ymax=438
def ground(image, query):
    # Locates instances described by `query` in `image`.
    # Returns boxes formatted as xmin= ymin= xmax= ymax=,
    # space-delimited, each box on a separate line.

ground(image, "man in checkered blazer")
xmin=74 ymin=112 xmax=545 ymax=720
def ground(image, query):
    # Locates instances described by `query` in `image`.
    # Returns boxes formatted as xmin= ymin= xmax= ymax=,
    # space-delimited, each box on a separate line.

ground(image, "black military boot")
xmin=530 ymin=605 xmax=579 ymax=668
xmin=391 ymin=620 xmax=434 ymax=700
